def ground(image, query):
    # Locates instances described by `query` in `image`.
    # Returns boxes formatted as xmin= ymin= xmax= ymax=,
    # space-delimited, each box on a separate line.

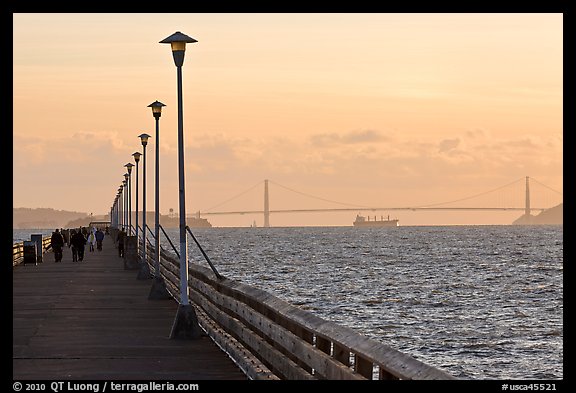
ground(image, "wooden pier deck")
xmin=12 ymin=236 xmax=247 ymax=380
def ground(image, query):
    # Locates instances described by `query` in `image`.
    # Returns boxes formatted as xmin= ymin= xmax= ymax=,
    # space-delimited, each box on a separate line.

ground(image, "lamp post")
xmin=121 ymin=182 xmax=124 ymax=230
xmin=125 ymin=163 xmax=134 ymax=234
xmin=148 ymin=100 xmax=171 ymax=299
xmin=124 ymin=174 xmax=129 ymax=232
xmin=132 ymin=152 xmax=141 ymax=256
xmin=112 ymin=199 xmax=116 ymax=229
xmin=137 ymin=133 xmax=152 ymax=280
xmin=160 ymin=31 xmax=202 ymax=339
xmin=123 ymin=178 xmax=128 ymax=232
xmin=118 ymin=188 xmax=122 ymax=229
xmin=117 ymin=187 xmax=123 ymax=230
xmin=113 ymin=198 xmax=117 ymax=228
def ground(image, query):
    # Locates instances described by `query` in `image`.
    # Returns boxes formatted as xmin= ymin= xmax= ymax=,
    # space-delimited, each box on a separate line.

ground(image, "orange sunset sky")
xmin=13 ymin=13 xmax=563 ymax=227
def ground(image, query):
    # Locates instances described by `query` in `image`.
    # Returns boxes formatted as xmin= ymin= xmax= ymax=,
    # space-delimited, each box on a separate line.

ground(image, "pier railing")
xmin=138 ymin=240 xmax=456 ymax=380
xmin=13 ymin=236 xmax=52 ymax=266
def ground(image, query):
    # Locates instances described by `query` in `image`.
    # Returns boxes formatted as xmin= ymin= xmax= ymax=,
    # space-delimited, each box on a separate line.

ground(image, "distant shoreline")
xmin=13 ymin=203 xmax=563 ymax=229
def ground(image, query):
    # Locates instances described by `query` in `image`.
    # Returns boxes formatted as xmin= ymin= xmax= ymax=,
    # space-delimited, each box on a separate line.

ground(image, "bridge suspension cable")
xmin=411 ymin=177 xmax=526 ymax=209
xmin=268 ymin=180 xmax=371 ymax=208
xmin=529 ymin=177 xmax=563 ymax=195
xmin=202 ymin=180 xmax=264 ymax=212
xmin=196 ymin=175 xmax=560 ymax=219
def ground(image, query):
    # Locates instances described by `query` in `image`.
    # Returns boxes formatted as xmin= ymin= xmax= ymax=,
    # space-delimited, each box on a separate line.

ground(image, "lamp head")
xmin=132 ymin=151 xmax=142 ymax=163
xmin=160 ymin=31 xmax=197 ymax=67
xmin=138 ymin=133 xmax=151 ymax=146
xmin=148 ymin=100 xmax=166 ymax=119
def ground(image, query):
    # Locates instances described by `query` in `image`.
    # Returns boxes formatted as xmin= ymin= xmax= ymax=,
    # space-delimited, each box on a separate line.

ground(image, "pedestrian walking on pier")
xmin=71 ymin=229 xmax=87 ymax=262
xmin=50 ymin=229 xmax=65 ymax=262
xmin=61 ymin=228 xmax=70 ymax=247
xmin=87 ymin=230 xmax=96 ymax=252
xmin=69 ymin=229 xmax=78 ymax=262
xmin=116 ymin=228 xmax=126 ymax=257
xmin=95 ymin=228 xmax=105 ymax=251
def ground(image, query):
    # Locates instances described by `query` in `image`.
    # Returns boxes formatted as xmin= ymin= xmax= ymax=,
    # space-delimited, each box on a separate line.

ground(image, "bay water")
xmin=14 ymin=225 xmax=563 ymax=380
xmin=164 ymin=225 xmax=563 ymax=380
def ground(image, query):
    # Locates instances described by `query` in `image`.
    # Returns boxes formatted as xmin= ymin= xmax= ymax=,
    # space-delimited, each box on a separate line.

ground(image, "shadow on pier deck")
xmin=12 ymin=236 xmax=247 ymax=380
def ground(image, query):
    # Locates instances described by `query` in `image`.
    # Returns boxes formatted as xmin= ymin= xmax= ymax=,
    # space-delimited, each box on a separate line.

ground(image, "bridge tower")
xmin=264 ymin=179 xmax=270 ymax=227
xmin=525 ymin=176 xmax=531 ymax=223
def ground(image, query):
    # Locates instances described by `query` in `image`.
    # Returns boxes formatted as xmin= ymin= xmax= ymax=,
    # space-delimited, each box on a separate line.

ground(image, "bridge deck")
xmin=13 ymin=235 xmax=247 ymax=380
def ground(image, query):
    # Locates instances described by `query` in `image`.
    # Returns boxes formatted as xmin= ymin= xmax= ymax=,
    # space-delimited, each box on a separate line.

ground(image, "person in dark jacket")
xmin=95 ymin=228 xmax=105 ymax=251
xmin=50 ymin=229 xmax=65 ymax=262
xmin=69 ymin=229 xmax=78 ymax=262
xmin=116 ymin=228 xmax=126 ymax=257
xmin=71 ymin=228 xmax=87 ymax=262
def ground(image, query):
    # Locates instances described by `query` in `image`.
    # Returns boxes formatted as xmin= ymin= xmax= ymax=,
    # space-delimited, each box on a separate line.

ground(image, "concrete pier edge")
xmin=137 ymin=261 xmax=152 ymax=279
xmin=170 ymin=304 xmax=203 ymax=340
xmin=149 ymin=276 xmax=172 ymax=300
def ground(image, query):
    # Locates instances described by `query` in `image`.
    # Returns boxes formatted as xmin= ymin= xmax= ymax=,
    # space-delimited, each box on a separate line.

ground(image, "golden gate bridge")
xmin=190 ymin=176 xmax=562 ymax=227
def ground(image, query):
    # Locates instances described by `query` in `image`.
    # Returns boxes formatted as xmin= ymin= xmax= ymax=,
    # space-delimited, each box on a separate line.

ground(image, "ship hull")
xmin=353 ymin=220 xmax=399 ymax=227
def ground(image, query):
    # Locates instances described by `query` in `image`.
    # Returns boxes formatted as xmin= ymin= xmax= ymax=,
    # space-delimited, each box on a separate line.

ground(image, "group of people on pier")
xmin=49 ymin=226 xmax=106 ymax=262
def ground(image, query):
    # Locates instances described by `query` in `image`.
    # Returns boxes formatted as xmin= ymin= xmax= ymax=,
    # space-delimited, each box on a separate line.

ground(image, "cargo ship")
xmin=353 ymin=214 xmax=399 ymax=227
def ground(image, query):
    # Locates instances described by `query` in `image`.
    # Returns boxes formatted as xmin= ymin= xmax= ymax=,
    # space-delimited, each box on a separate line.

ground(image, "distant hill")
xmin=13 ymin=208 xmax=212 ymax=229
xmin=512 ymin=203 xmax=563 ymax=225
xmin=13 ymin=208 xmax=93 ymax=229
xmin=66 ymin=214 xmax=109 ymax=229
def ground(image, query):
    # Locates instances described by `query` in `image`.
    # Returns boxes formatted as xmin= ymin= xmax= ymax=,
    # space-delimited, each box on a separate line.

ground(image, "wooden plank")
xmin=333 ymin=343 xmax=351 ymax=366
xmin=379 ymin=366 xmax=397 ymax=380
xmin=13 ymin=237 xmax=52 ymax=266
xmin=12 ymin=236 xmax=247 ymax=380
xmin=189 ymin=276 xmax=365 ymax=380
xmin=354 ymin=354 xmax=374 ymax=379
xmin=316 ymin=336 xmax=331 ymax=355
xmin=288 ymin=321 xmax=313 ymax=373
xmin=193 ymin=302 xmax=279 ymax=380
xmin=188 ymin=287 xmax=314 ymax=380
xmin=288 ymin=311 xmax=455 ymax=380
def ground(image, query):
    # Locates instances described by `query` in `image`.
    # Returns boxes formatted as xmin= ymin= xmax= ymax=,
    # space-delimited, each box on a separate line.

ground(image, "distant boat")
xmin=353 ymin=214 xmax=399 ymax=227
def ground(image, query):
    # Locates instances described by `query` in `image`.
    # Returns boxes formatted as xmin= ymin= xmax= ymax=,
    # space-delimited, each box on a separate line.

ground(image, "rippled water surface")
xmin=166 ymin=225 xmax=563 ymax=380
xmin=13 ymin=229 xmax=54 ymax=243
xmin=14 ymin=225 xmax=563 ymax=379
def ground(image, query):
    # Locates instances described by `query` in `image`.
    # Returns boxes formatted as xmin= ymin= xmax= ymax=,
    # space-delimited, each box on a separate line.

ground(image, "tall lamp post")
xmin=132 ymin=152 xmax=142 ymax=257
xmin=125 ymin=163 xmax=134 ymax=234
xmin=160 ymin=31 xmax=202 ymax=339
xmin=148 ymin=100 xmax=171 ymax=299
xmin=117 ymin=187 xmax=123 ymax=230
xmin=113 ymin=202 xmax=116 ymax=227
xmin=114 ymin=196 xmax=118 ymax=229
xmin=137 ymin=133 xmax=152 ymax=280
xmin=122 ymin=180 xmax=126 ymax=230
xmin=124 ymin=174 xmax=129 ymax=232
xmin=112 ymin=199 xmax=116 ymax=229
